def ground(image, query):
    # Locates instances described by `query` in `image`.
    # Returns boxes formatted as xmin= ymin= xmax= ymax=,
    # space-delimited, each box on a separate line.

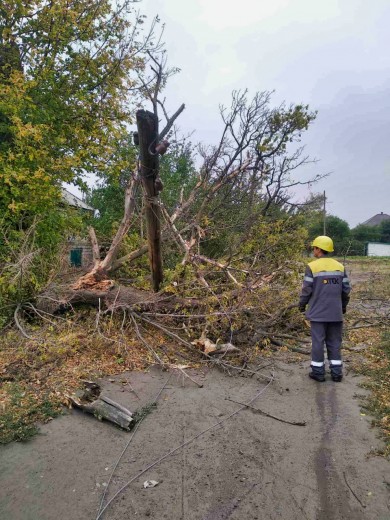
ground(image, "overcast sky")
xmin=138 ymin=0 xmax=390 ymax=227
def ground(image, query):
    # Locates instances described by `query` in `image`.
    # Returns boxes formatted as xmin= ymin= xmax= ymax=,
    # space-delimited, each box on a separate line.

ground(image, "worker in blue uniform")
xmin=299 ymin=236 xmax=351 ymax=382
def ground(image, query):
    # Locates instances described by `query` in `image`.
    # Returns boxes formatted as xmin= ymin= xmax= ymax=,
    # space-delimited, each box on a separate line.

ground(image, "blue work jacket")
xmin=299 ymin=257 xmax=351 ymax=322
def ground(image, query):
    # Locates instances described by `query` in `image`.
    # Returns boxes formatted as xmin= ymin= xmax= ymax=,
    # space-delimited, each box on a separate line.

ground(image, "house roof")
xmin=61 ymin=187 xmax=94 ymax=212
xmin=362 ymin=212 xmax=390 ymax=227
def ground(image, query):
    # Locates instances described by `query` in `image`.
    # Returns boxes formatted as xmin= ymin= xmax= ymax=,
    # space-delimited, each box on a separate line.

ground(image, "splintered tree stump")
xmin=67 ymin=381 xmax=134 ymax=430
xmin=71 ymin=269 xmax=113 ymax=291
xmin=136 ymin=109 xmax=163 ymax=292
xmin=75 ymin=399 xmax=134 ymax=430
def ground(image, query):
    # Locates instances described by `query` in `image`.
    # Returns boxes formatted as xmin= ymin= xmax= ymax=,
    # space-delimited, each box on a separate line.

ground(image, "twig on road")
xmin=226 ymin=397 xmax=306 ymax=426
xmin=172 ymin=365 xmax=203 ymax=388
xmin=343 ymin=471 xmax=366 ymax=509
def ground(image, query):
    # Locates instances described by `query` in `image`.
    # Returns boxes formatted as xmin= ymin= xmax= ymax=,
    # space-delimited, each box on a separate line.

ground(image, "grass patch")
xmin=0 ymin=383 xmax=62 ymax=444
xmin=354 ymin=332 xmax=390 ymax=457
xmin=346 ymin=258 xmax=390 ymax=295
xmin=0 ymin=308 xmax=186 ymax=444
xmin=132 ymin=401 xmax=158 ymax=424
xmin=344 ymin=257 xmax=390 ymax=457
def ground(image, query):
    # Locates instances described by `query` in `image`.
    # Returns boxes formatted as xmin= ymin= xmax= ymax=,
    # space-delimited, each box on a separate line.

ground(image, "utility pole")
xmin=136 ymin=109 xmax=163 ymax=292
xmin=323 ymin=190 xmax=326 ymax=235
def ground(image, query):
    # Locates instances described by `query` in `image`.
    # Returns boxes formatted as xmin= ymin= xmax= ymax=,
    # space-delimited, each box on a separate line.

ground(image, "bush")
xmin=0 ymin=209 xmax=83 ymax=328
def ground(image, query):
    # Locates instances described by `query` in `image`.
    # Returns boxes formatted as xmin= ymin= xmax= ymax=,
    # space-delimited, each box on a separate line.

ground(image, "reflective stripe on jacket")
xmin=299 ymin=257 xmax=351 ymax=322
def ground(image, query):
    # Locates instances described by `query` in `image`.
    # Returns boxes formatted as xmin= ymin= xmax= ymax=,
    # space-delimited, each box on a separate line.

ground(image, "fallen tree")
xmin=11 ymin=43 xmax=323 ymax=360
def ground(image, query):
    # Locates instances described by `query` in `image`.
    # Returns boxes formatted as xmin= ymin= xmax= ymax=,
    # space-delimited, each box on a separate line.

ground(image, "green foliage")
xmin=0 ymin=0 xmax=153 ymax=321
xmin=351 ymin=224 xmax=381 ymax=243
xmin=85 ymin=135 xmax=138 ymax=238
xmin=239 ymin=215 xmax=308 ymax=265
xmin=0 ymin=0 xmax=145 ymax=224
xmin=379 ymin=219 xmax=390 ymax=243
xmin=114 ymin=232 xmax=150 ymax=280
xmin=0 ymin=208 xmax=83 ymax=327
xmin=200 ymin=182 xmax=308 ymax=262
xmin=348 ymin=221 xmax=390 ymax=255
xmin=304 ymin=213 xmax=390 ymax=257
xmin=87 ymin=183 xmax=128 ymax=238
xmin=258 ymin=103 xmax=317 ymax=156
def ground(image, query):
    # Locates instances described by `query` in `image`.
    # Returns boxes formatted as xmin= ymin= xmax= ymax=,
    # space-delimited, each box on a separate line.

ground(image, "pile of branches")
xmin=14 ymin=256 xmax=310 ymax=377
xmin=8 ymin=50 xmax=322 ymax=367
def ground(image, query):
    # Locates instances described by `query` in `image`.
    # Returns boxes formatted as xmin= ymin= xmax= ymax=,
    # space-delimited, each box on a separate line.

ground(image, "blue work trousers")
xmin=310 ymin=321 xmax=343 ymax=377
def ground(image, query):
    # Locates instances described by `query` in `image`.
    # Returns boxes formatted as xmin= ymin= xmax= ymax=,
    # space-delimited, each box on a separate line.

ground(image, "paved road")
xmin=1 ymin=362 xmax=389 ymax=519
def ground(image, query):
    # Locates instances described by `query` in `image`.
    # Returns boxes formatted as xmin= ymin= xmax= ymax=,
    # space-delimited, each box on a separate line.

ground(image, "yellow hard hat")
xmin=311 ymin=235 xmax=334 ymax=252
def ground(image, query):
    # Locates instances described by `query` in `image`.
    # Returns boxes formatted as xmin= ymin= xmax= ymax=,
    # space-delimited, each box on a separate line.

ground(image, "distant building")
xmin=61 ymin=187 xmax=95 ymax=214
xmin=61 ymin=187 xmax=95 ymax=268
xmin=366 ymin=242 xmax=390 ymax=257
xmin=362 ymin=212 xmax=390 ymax=227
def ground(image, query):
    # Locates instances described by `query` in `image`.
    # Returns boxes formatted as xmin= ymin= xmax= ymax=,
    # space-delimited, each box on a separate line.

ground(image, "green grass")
xmin=353 ymin=330 xmax=390 ymax=457
xmin=343 ymin=258 xmax=390 ymax=457
xmin=0 ymin=383 xmax=62 ymax=444
xmin=132 ymin=401 xmax=157 ymax=424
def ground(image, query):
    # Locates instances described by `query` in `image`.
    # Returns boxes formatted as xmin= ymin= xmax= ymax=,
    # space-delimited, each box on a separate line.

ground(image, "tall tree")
xmin=0 ymin=0 xmax=156 ymax=222
xmin=379 ymin=220 xmax=390 ymax=243
xmin=351 ymin=224 xmax=381 ymax=243
xmin=308 ymin=215 xmax=351 ymax=253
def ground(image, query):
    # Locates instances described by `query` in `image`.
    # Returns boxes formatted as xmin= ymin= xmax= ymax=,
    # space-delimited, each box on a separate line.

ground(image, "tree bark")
xmin=100 ymin=177 xmax=138 ymax=271
xmin=36 ymin=284 xmax=201 ymax=315
xmin=67 ymin=384 xmax=134 ymax=430
xmin=136 ymin=109 xmax=163 ymax=292
xmin=89 ymin=227 xmax=100 ymax=263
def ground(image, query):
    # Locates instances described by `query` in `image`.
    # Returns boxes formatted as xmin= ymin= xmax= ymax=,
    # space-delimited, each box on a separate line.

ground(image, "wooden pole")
xmin=323 ymin=190 xmax=326 ymax=235
xmin=136 ymin=109 xmax=163 ymax=292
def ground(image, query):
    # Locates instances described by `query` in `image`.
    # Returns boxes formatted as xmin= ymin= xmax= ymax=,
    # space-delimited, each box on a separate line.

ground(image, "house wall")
xmin=67 ymin=239 xmax=94 ymax=268
xmin=366 ymin=242 xmax=390 ymax=257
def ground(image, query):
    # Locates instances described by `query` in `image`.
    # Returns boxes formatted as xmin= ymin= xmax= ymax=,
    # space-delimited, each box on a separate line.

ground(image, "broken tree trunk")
xmin=72 ymin=398 xmax=134 ymax=430
xmin=35 ymin=282 xmax=203 ymax=315
xmin=67 ymin=381 xmax=134 ymax=430
xmin=136 ymin=109 xmax=163 ymax=292
xmin=71 ymin=178 xmax=138 ymax=290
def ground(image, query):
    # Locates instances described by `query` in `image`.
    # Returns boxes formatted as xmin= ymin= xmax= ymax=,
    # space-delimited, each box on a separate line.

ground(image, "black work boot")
xmin=309 ymin=372 xmax=325 ymax=382
xmin=331 ymin=374 xmax=343 ymax=382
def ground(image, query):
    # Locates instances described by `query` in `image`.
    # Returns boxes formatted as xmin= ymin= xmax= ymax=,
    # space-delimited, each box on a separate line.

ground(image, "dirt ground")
xmin=1 ymin=260 xmax=389 ymax=520
xmin=1 ymin=360 xmax=389 ymax=520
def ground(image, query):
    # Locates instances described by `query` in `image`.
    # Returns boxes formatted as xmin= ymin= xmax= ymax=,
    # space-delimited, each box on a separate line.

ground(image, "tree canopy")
xmin=307 ymin=215 xmax=351 ymax=253
xmin=0 ymin=0 xmax=152 ymax=222
xmin=0 ymin=0 xmax=159 ymax=323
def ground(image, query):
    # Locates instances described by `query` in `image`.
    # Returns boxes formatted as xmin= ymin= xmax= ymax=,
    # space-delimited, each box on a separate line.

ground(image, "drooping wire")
xmin=96 ymin=375 xmax=274 ymax=519
xmin=96 ymin=372 xmax=173 ymax=519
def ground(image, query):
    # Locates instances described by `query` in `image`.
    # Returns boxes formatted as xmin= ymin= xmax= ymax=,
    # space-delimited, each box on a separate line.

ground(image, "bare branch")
xmin=159 ymin=103 xmax=185 ymax=141
xmin=14 ymin=304 xmax=35 ymax=340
